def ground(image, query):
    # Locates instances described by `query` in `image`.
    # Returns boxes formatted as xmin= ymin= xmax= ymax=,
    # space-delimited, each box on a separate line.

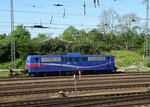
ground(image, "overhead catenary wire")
xmin=0 ymin=9 xmax=99 ymax=17
xmin=0 ymin=0 xmax=149 ymax=37
xmin=0 ymin=21 xmax=97 ymax=27
xmin=0 ymin=0 xmax=145 ymax=18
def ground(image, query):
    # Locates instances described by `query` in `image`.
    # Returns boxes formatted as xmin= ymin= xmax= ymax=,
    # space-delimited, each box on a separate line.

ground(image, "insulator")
xmin=83 ymin=1 xmax=86 ymax=15
xmin=94 ymin=0 xmax=96 ymax=7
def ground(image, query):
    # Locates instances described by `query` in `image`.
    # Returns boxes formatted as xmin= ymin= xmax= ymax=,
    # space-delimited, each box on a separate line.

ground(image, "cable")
xmin=0 ymin=9 xmax=99 ymax=18
xmin=0 ymin=21 xmax=97 ymax=27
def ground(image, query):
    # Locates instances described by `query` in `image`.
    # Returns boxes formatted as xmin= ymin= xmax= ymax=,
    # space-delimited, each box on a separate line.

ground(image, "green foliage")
xmin=146 ymin=63 xmax=150 ymax=67
xmin=0 ymin=13 xmax=146 ymax=69
xmin=16 ymin=59 xmax=26 ymax=68
xmin=0 ymin=58 xmax=25 ymax=69
xmin=60 ymin=26 xmax=79 ymax=42
xmin=110 ymin=50 xmax=144 ymax=67
xmin=11 ymin=25 xmax=31 ymax=59
xmin=29 ymin=33 xmax=48 ymax=54
xmin=0 ymin=35 xmax=11 ymax=63
xmin=0 ymin=61 xmax=12 ymax=69
xmin=0 ymin=72 xmax=10 ymax=77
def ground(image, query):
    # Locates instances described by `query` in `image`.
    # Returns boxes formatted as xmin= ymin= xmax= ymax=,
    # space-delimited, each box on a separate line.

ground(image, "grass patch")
xmin=0 ymin=71 xmax=26 ymax=77
xmin=0 ymin=71 xmax=10 ymax=77
xmin=0 ymin=62 xmax=12 ymax=69
xmin=110 ymin=50 xmax=144 ymax=67
xmin=0 ymin=59 xmax=25 ymax=69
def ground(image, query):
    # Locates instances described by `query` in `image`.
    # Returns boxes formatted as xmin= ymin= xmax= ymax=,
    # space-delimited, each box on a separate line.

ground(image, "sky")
xmin=0 ymin=0 xmax=149 ymax=38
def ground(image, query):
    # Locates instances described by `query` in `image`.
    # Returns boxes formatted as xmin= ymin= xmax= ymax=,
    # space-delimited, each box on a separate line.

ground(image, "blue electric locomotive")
xmin=26 ymin=53 xmax=116 ymax=76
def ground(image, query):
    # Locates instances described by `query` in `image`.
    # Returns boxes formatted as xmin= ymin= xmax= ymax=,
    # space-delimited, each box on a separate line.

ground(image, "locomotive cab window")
xmin=34 ymin=57 xmax=39 ymax=63
xmin=35 ymin=58 xmax=38 ymax=62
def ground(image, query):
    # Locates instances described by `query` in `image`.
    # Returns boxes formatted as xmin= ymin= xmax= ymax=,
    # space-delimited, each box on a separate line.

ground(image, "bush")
xmin=16 ymin=59 xmax=25 ymax=68
xmin=0 ymin=58 xmax=25 ymax=69
xmin=110 ymin=50 xmax=144 ymax=67
xmin=146 ymin=62 xmax=150 ymax=67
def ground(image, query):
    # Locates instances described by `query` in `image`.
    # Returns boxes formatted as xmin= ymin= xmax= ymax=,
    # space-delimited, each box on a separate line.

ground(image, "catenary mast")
xmin=10 ymin=0 xmax=15 ymax=68
xmin=144 ymin=0 xmax=150 ymax=62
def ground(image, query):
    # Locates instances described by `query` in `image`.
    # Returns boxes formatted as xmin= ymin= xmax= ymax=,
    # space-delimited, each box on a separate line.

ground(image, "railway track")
xmin=0 ymin=73 xmax=150 ymax=97
xmin=0 ymin=74 xmax=150 ymax=85
xmin=0 ymin=92 xmax=150 ymax=107
xmin=0 ymin=77 xmax=150 ymax=91
xmin=0 ymin=72 xmax=150 ymax=82
xmin=0 ymin=72 xmax=150 ymax=106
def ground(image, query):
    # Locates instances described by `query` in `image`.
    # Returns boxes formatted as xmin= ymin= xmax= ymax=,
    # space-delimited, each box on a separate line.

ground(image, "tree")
xmin=87 ymin=29 xmax=105 ymax=53
xmin=29 ymin=33 xmax=48 ymax=54
xmin=11 ymin=25 xmax=31 ymax=59
xmin=38 ymin=37 xmax=66 ymax=54
xmin=97 ymin=9 xmax=119 ymax=50
xmin=59 ymin=26 xmax=82 ymax=53
xmin=98 ymin=8 xmax=119 ymax=35
xmin=60 ymin=26 xmax=79 ymax=42
xmin=117 ymin=13 xmax=141 ymax=50
xmin=117 ymin=13 xmax=141 ymax=33
xmin=0 ymin=34 xmax=11 ymax=62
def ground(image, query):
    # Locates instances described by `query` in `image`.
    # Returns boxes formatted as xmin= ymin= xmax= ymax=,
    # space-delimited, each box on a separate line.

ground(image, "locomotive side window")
xmin=69 ymin=58 xmax=75 ymax=61
xmin=41 ymin=58 xmax=61 ymax=62
xmin=62 ymin=57 xmax=68 ymax=61
xmin=76 ymin=57 xmax=81 ymax=61
xmin=82 ymin=57 xmax=88 ymax=61
xmin=88 ymin=57 xmax=106 ymax=61
xmin=62 ymin=57 xmax=87 ymax=61
xmin=62 ymin=57 xmax=83 ymax=61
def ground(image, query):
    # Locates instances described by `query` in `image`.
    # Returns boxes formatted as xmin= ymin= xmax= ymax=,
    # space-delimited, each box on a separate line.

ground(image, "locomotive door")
xmin=107 ymin=57 xmax=111 ymax=68
xmin=34 ymin=57 xmax=40 ymax=72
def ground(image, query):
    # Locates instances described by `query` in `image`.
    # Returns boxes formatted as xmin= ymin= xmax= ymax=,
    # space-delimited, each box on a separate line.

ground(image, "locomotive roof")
xmin=27 ymin=53 xmax=114 ymax=58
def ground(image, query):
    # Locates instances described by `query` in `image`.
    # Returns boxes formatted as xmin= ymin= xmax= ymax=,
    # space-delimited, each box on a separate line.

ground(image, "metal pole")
xmin=10 ymin=0 xmax=15 ymax=68
xmin=10 ymin=0 xmax=13 ymax=68
xmin=74 ymin=74 xmax=77 ymax=93
xmin=144 ymin=0 xmax=149 ymax=63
